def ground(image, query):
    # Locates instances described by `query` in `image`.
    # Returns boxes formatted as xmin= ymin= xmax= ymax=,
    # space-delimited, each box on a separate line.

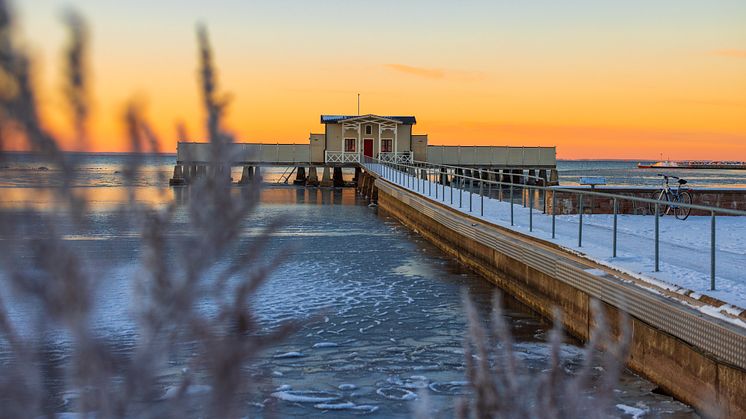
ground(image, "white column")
xmin=378 ymin=123 xmax=382 ymax=160
xmin=394 ymin=124 xmax=398 ymax=159
xmin=357 ymin=122 xmax=361 ymax=158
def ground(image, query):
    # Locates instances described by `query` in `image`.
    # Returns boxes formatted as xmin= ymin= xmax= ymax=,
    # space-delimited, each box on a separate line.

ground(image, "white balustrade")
xmin=325 ymin=151 xmax=361 ymax=164
xmin=378 ymin=152 xmax=412 ymax=163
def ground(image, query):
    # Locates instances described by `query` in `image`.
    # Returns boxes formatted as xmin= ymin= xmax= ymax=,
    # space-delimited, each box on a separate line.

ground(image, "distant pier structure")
xmin=169 ymin=114 xmax=558 ymax=186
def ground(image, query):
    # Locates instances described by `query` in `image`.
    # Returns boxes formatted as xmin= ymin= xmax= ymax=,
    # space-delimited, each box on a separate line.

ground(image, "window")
xmin=381 ymin=139 xmax=393 ymax=153
xmin=365 ymin=125 xmax=372 ymax=135
xmin=344 ymin=138 xmax=356 ymax=152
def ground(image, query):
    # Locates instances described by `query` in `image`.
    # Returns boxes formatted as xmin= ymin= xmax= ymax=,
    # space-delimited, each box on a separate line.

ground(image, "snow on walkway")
xmin=371 ymin=165 xmax=746 ymax=326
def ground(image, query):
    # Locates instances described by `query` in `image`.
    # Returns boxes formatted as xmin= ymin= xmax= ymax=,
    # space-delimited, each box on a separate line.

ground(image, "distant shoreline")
xmin=2 ymin=151 xmax=176 ymax=157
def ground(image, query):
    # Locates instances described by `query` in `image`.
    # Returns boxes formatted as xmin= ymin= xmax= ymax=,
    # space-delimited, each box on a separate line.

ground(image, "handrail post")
xmin=578 ymin=194 xmax=583 ymax=247
xmin=612 ymin=198 xmax=618 ymax=258
xmin=711 ymin=211 xmax=716 ymax=291
xmin=450 ymin=171 xmax=453 ymax=205
xmin=459 ymin=172 xmax=463 ymax=208
xmin=415 ymin=165 xmax=418 ymax=190
xmin=488 ymin=172 xmax=493 ymax=199
xmin=510 ymin=183 xmax=514 ymax=226
xmin=438 ymin=169 xmax=448 ymax=202
xmin=551 ymin=190 xmax=556 ymax=239
xmin=435 ymin=168 xmax=439 ymax=199
xmin=655 ymin=203 xmax=660 ymax=272
xmin=542 ymin=184 xmax=547 ymax=214
xmin=479 ymin=169 xmax=484 ymax=216
xmin=469 ymin=173 xmax=473 ymax=212
xmin=428 ymin=168 xmax=432 ymax=196
xmin=529 ymin=187 xmax=533 ymax=232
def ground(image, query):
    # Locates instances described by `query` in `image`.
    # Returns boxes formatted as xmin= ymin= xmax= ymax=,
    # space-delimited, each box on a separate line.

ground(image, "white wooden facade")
xmin=318 ymin=114 xmax=421 ymax=164
xmin=174 ymin=113 xmax=557 ymax=168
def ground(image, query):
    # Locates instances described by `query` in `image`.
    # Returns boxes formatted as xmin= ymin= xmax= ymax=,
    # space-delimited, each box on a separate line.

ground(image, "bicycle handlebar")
xmin=657 ymin=173 xmax=680 ymax=180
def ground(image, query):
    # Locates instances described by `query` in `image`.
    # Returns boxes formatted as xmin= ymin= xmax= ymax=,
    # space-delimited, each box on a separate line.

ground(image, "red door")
xmin=363 ymin=139 xmax=374 ymax=158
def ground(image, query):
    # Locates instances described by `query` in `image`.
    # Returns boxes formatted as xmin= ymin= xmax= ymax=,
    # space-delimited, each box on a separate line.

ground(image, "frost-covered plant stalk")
xmin=0 ymin=2 xmax=295 ymax=417
xmin=449 ymin=292 xmax=631 ymax=419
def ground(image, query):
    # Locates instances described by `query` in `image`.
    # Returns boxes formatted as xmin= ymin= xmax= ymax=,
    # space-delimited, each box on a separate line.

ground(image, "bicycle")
xmin=648 ymin=174 xmax=692 ymax=220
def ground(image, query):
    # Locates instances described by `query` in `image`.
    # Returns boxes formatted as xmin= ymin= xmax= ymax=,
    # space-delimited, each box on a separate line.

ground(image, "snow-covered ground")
xmin=371 ymin=165 xmax=746 ymax=326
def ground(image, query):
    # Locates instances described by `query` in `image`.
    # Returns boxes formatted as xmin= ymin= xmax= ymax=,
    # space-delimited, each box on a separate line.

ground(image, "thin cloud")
xmin=384 ymin=63 xmax=485 ymax=81
xmin=711 ymin=49 xmax=746 ymax=58
xmin=385 ymin=63 xmax=445 ymax=79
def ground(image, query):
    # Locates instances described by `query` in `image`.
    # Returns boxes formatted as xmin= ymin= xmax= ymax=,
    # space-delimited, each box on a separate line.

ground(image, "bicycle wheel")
xmin=674 ymin=191 xmax=692 ymax=220
xmin=649 ymin=190 xmax=666 ymax=216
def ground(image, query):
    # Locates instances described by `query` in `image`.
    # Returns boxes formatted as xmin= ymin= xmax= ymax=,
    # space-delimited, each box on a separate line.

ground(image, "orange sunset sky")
xmin=11 ymin=0 xmax=746 ymax=159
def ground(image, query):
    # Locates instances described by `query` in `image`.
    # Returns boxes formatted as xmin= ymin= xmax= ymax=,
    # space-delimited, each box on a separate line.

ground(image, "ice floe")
xmin=616 ymin=403 xmax=648 ymax=418
xmin=376 ymin=387 xmax=417 ymax=401
xmin=273 ymin=351 xmax=305 ymax=359
xmin=312 ymin=342 xmax=339 ymax=348
xmin=271 ymin=390 xmax=341 ymax=403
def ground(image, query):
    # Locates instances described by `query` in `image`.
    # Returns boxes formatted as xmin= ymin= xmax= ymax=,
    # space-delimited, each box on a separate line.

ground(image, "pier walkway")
xmin=362 ymin=160 xmax=746 ymax=318
xmin=359 ymin=159 xmax=746 ymax=417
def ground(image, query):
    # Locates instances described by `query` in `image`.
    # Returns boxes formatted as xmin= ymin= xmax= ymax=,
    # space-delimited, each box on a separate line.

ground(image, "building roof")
xmin=321 ymin=114 xmax=417 ymax=125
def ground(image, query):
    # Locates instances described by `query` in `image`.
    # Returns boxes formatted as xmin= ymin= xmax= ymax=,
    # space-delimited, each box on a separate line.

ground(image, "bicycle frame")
xmin=654 ymin=175 xmax=687 ymax=215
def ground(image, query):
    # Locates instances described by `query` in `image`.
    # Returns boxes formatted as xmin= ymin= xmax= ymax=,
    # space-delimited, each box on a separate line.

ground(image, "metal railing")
xmin=325 ymin=151 xmax=360 ymax=164
xmin=378 ymin=151 xmax=412 ymax=163
xmin=361 ymin=156 xmax=746 ymax=292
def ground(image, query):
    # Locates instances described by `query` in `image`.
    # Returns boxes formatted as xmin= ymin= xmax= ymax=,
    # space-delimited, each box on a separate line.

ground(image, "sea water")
xmin=0 ymin=154 xmax=698 ymax=417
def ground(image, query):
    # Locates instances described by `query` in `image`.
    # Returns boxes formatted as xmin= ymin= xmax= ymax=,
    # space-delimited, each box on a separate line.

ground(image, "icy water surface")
xmin=3 ymin=152 xmax=746 ymax=189
xmin=0 ymin=183 xmax=697 ymax=418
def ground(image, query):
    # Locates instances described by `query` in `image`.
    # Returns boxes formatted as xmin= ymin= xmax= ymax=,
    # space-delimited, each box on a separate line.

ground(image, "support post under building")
xmin=294 ymin=167 xmax=307 ymax=185
xmin=306 ymin=167 xmax=319 ymax=186
xmin=333 ymin=167 xmax=344 ymax=187
xmin=320 ymin=167 xmax=332 ymax=187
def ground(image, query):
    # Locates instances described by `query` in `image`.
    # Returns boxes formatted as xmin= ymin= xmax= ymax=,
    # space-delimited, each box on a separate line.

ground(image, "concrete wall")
xmin=372 ymin=175 xmax=746 ymax=418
